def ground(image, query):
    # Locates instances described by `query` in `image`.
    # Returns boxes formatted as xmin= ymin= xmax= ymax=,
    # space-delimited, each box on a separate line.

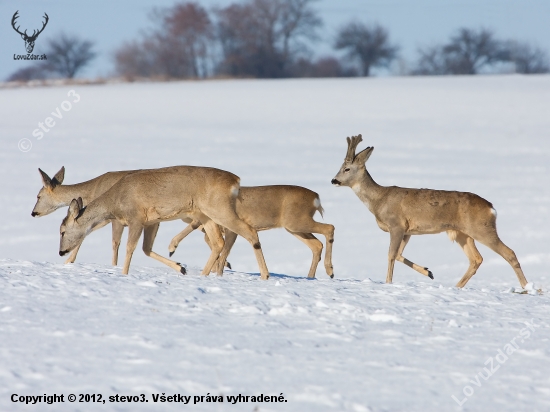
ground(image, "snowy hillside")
xmin=1 ymin=75 xmax=549 ymax=411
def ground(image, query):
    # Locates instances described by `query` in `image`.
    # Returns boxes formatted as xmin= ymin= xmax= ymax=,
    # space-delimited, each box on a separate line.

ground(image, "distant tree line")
xmin=113 ymin=0 xmax=406 ymax=79
xmin=6 ymin=0 xmax=549 ymax=82
xmin=114 ymin=0 xmax=333 ymax=79
xmin=413 ymin=28 xmax=549 ymax=75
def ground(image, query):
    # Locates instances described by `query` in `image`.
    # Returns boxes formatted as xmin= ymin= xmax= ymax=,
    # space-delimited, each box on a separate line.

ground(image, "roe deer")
xmin=59 ymin=166 xmax=270 ymax=279
xmin=168 ymin=186 xmax=335 ymax=278
xmin=32 ymin=167 xmax=233 ymax=268
xmin=32 ymin=167 xmax=134 ymax=265
xmin=331 ymin=134 xmax=528 ymax=288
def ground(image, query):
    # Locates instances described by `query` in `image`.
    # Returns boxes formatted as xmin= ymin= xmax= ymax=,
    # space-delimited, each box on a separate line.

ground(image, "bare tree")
xmin=216 ymin=0 xmax=322 ymax=78
xmin=442 ymin=28 xmax=507 ymax=74
xmin=279 ymin=0 xmax=322 ymax=67
xmin=155 ymin=2 xmax=215 ymax=77
xmin=334 ymin=22 xmax=398 ymax=76
xmin=114 ymin=2 xmax=214 ymax=79
xmin=505 ymin=41 xmax=550 ymax=74
xmin=412 ymin=45 xmax=448 ymax=75
xmin=114 ymin=39 xmax=159 ymax=79
xmin=45 ymin=33 xmax=96 ymax=78
xmin=414 ymin=28 xmax=509 ymax=75
xmin=216 ymin=3 xmax=275 ymax=77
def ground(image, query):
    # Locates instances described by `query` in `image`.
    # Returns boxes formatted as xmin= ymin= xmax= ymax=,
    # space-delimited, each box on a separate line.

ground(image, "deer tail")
xmin=313 ymin=196 xmax=324 ymax=218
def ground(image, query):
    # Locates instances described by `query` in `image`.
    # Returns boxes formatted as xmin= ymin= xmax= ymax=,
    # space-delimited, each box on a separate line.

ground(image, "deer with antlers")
xmin=59 ymin=166 xmax=271 ymax=279
xmin=11 ymin=11 xmax=49 ymax=53
xmin=331 ymin=134 xmax=528 ymax=288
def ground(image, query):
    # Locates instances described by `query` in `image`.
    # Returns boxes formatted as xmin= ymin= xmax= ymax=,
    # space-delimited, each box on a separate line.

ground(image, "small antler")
xmin=345 ymin=134 xmax=363 ymax=162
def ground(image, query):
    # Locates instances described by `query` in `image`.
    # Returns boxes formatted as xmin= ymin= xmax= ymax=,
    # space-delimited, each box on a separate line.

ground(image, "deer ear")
xmin=39 ymin=168 xmax=53 ymax=190
xmin=68 ymin=198 xmax=82 ymax=220
xmin=354 ymin=146 xmax=374 ymax=165
xmin=52 ymin=166 xmax=65 ymax=186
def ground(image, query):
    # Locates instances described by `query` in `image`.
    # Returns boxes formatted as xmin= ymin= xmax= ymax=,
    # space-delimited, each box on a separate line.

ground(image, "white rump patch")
xmin=230 ymin=185 xmax=239 ymax=197
xmin=313 ymin=198 xmax=320 ymax=208
xmin=313 ymin=197 xmax=324 ymax=217
xmin=446 ymin=230 xmax=458 ymax=243
xmin=491 ymin=208 xmax=497 ymax=217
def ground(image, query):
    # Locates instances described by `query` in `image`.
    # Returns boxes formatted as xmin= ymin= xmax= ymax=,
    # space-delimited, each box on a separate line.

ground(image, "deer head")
xmin=32 ymin=167 xmax=66 ymax=217
xmin=59 ymin=197 xmax=85 ymax=256
xmin=331 ymin=134 xmax=374 ymax=187
xmin=12 ymin=11 xmax=49 ymax=53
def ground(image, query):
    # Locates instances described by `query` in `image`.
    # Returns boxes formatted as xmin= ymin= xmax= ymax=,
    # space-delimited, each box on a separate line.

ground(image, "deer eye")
xmin=60 ymin=231 xmax=65 ymax=237
xmin=344 ymin=168 xmax=350 ymax=173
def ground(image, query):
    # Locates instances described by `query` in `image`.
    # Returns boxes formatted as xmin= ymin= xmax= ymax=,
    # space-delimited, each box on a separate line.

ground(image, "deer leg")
xmin=212 ymin=235 xmax=232 ymax=273
xmin=142 ymin=223 xmax=187 ymax=274
xmin=387 ymin=229 xmax=405 ymax=284
xmin=212 ymin=217 xmax=269 ymax=280
xmin=200 ymin=220 xmax=225 ymax=276
xmin=232 ymin=221 xmax=268 ymax=280
xmin=287 ymin=230 xmax=323 ymax=278
xmin=286 ymin=221 xmax=335 ymax=278
xmin=122 ymin=224 xmax=143 ymax=275
xmin=201 ymin=230 xmax=231 ymax=272
xmin=454 ymin=232 xmax=483 ymax=288
xmin=322 ymin=225 xmax=335 ymax=278
xmin=111 ymin=220 xmax=124 ymax=266
xmin=203 ymin=232 xmax=214 ymax=272
xmin=168 ymin=220 xmax=201 ymax=257
xmin=315 ymin=223 xmax=335 ymax=278
xmin=203 ymin=194 xmax=269 ymax=280
xmin=395 ymin=235 xmax=433 ymax=279
xmin=64 ymin=242 xmax=82 ymax=264
xmin=473 ymin=230 xmax=528 ymax=288
xmin=213 ymin=229 xmax=238 ymax=274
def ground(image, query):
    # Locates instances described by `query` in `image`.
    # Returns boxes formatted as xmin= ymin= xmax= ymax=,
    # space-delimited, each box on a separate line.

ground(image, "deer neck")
xmin=351 ymin=169 xmax=384 ymax=211
xmin=54 ymin=183 xmax=96 ymax=207
xmin=77 ymin=200 xmax=114 ymax=233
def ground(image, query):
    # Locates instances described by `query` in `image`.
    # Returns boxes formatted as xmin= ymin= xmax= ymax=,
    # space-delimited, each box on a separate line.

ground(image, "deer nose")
xmin=331 ymin=179 xmax=341 ymax=185
xmin=31 ymin=211 xmax=38 ymax=217
xmin=59 ymin=250 xmax=67 ymax=256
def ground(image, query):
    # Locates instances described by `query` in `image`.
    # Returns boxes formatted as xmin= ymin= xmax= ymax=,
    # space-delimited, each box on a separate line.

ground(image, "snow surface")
xmin=1 ymin=75 xmax=550 ymax=411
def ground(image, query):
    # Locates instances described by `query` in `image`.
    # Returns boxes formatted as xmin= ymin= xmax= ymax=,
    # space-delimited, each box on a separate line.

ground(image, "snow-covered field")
xmin=1 ymin=75 xmax=549 ymax=411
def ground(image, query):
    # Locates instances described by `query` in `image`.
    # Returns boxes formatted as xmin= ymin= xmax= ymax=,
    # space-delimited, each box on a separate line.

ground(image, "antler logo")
xmin=11 ymin=10 xmax=49 ymax=54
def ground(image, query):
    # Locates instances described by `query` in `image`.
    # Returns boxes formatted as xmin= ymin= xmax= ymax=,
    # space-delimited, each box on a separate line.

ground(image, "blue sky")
xmin=1 ymin=0 xmax=549 ymax=79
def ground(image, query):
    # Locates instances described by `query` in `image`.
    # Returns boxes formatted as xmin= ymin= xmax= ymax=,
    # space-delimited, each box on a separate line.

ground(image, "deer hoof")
xmin=176 ymin=262 xmax=186 ymax=275
xmin=428 ymin=270 xmax=434 ymax=280
xmin=226 ymin=261 xmax=232 ymax=270
xmin=169 ymin=251 xmax=174 ymax=257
